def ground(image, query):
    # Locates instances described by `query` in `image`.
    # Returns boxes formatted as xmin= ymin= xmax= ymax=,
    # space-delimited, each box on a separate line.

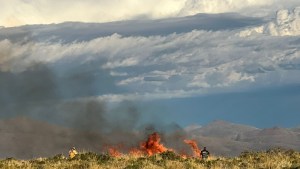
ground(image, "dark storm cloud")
xmin=0 ymin=13 xmax=265 ymax=43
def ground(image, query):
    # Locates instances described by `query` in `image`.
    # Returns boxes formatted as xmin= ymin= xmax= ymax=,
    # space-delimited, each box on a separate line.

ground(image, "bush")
xmin=160 ymin=151 xmax=181 ymax=160
xmin=71 ymin=163 xmax=90 ymax=169
xmin=72 ymin=152 xmax=111 ymax=163
xmin=124 ymin=160 xmax=144 ymax=169
xmin=48 ymin=154 xmax=65 ymax=161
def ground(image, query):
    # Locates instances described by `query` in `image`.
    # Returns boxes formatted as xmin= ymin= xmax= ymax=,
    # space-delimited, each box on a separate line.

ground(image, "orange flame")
xmin=140 ymin=132 xmax=168 ymax=155
xmin=102 ymin=133 xmax=202 ymax=159
xmin=184 ymin=139 xmax=201 ymax=158
xmin=179 ymin=149 xmax=189 ymax=159
xmin=129 ymin=148 xmax=145 ymax=157
xmin=108 ymin=147 xmax=122 ymax=157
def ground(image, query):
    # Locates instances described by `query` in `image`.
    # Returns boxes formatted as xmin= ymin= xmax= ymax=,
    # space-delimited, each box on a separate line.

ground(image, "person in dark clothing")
xmin=200 ymin=147 xmax=210 ymax=160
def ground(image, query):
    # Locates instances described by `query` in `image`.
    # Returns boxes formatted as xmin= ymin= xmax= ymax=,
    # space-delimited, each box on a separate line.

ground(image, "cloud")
xmin=179 ymin=0 xmax=273 ymax=15
xmin=1 ymin=0 xmax=300 ymax=27
xmin=0 ymin=13 xmax=265 ymax=43
xmin=240 ymin=7 xmax=300 ymax=36
xmin=0 ymin=9 xmax=300 ymax=104
xmin=110 ymin=71 xmax=128 ymax=77
xmin=179 ymin=0 xmax=300 ymax=17
xmin=1 ymin=12 xmax=300 ymax=103
xmin=102 ymin=57 xmax=140 ymax=69
xmin=0 ymin=0 xmax=185 ymax=27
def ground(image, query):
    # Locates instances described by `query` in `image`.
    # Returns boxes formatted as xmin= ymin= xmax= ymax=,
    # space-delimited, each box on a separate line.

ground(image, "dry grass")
xmin=1 ymin=148 xmax=299 ymax=169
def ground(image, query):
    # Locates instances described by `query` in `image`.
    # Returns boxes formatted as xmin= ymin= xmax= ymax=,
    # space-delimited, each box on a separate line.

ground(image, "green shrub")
xmin=71 ymin=152 xmax=111 ymax=163
xmin=71 ymin=163 xmax=90 ymax=169
xmin=124 ymin=160 xmax=144 ymax=169
xmin=160 ymin=151 xmax=181 ymax=160
xmin=48 ymin=153 xmax=65 ymax=161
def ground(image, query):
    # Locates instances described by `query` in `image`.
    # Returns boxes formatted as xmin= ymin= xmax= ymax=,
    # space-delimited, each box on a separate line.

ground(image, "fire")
xmin=184 ymin=139 xmax=201 ymax=158
xmin=140 ymin=132 xmax=168 ymax=155
xmin=179 ymin=150 xmax=189 ymax=159
xmin=108 ymin=147 xmax=122 ymax=157
xmin=102 ymin=132 xmax=202 ymax=158
xmin=129 ymin=148 xmax=145 ymax=157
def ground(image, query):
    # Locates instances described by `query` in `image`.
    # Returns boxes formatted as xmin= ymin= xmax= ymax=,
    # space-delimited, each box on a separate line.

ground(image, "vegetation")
xmin=1 ymin=148 xmax=300 ymax=169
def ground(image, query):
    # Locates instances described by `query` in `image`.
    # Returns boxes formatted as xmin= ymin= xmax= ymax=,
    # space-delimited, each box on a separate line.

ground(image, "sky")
xmin=0 ymin=0 xmax=300 ymax=128
xmin=1 ymin=0 xmax=300 ymax=27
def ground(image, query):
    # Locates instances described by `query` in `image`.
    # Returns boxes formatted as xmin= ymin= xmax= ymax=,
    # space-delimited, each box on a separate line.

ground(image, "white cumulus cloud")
xmin=240 ymin=7 xmax=300 ymax=36
xmin=179 ymin=0 xmax=274 ymax=15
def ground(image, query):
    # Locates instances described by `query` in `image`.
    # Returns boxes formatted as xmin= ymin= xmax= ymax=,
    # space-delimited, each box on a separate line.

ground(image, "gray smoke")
xmin=0 ymin=60 xmax=186 ymax=159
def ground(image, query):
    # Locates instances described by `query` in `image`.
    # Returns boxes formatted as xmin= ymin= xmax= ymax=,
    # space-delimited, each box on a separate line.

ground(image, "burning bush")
xmin=140 ymin=132 xmax=168 ymax=156
xmin=102 ymin=132 xmax=204 ymax=158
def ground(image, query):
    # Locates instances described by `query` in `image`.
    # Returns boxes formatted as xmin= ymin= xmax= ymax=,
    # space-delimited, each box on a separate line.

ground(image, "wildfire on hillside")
xmin=105 ymin=132 xmax=202 ymax=158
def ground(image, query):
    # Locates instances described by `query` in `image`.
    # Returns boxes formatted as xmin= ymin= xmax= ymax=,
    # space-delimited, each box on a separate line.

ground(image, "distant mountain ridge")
xmin=186 ymin=120 xmax=300 ymax=156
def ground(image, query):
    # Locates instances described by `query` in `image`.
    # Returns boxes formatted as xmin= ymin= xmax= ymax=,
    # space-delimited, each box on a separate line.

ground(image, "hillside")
xmin=0 ymin=149 xmax=299 ymax=169
xmin=0 ymin=117 xmax=300 ymax=159
xmin=186 ymin=120 xmax=300 ymax=156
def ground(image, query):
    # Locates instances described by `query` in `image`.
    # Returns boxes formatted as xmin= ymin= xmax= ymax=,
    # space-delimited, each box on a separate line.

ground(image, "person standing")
xmin=200 ymin=147 xmax=210 ymax=160
xmin=69 ymin=147 xmax=78 ymax=159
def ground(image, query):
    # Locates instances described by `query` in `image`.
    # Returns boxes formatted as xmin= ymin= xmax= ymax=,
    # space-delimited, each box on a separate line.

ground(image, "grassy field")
xmin=1 ymin=148 xmax=300 ymax=169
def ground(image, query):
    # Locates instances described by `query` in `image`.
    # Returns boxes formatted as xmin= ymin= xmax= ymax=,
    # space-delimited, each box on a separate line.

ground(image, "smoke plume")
xmin=0 ymin=50 xmax=186 ymax=158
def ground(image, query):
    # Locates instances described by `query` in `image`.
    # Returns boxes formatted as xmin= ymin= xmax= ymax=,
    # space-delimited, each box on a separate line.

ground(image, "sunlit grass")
xmin=0 ymin=148 xmax=299 ymax=169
